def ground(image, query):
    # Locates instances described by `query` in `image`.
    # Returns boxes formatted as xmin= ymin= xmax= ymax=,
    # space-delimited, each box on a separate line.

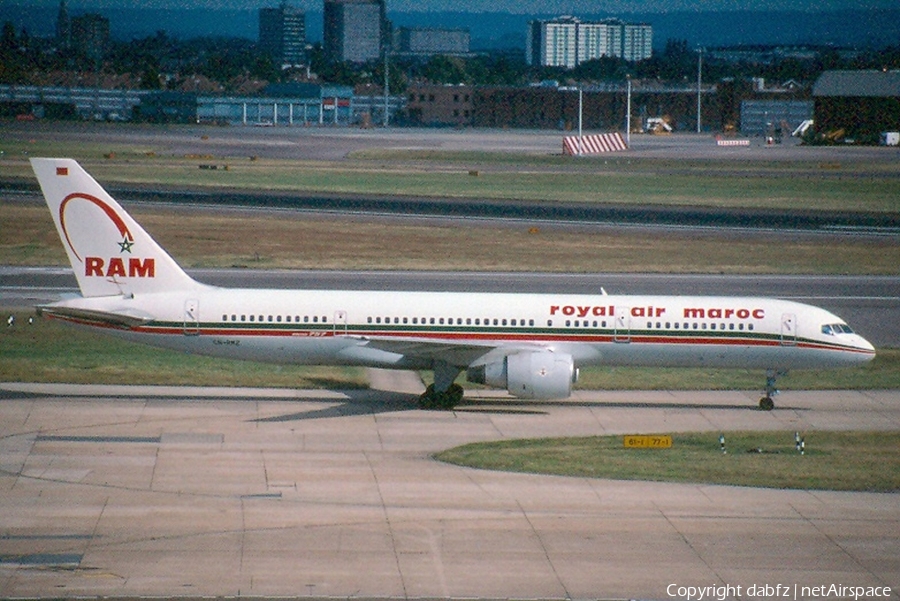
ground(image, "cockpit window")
xmin=822 ymin=323 xmax=854 ymax=335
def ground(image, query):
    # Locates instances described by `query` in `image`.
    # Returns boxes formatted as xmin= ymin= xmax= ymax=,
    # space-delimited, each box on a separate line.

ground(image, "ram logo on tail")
xmin=31 ymin=158 xmax=198 ymax=298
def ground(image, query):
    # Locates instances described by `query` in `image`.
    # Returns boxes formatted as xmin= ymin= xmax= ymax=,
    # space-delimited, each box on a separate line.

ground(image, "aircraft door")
xmin=781 ymin=313 xmax=797 ymax=346
xmin=614 ymin=306 xmax=631 ymax=343
xmin=333 ymin=310 xmax=348 ymax=336
xmin=184 ymin=299 xmax=200 ymax=336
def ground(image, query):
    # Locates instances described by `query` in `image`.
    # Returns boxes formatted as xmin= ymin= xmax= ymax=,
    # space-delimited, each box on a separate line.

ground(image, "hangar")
xmin=813 ymin=70 xmax=900 ymax=142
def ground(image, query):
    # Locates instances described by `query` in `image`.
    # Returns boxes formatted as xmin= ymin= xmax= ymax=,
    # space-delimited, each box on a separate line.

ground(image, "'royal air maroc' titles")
xmin=85 ymin=256 xmax=155 ymax=278
xmin=550 ymin=305 xmax=765 ymax=319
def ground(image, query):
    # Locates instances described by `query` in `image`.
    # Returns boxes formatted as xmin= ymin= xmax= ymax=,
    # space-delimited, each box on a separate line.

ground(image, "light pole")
xmin=383 ymin=48 xmax=390 ymax=127
xmin=578 ymin=86 xmax=583 ymax=155
xmin=696 ymin=47 xmax=703 ymax=134
xmin=626 ymin=76 xmax=632 ymax=147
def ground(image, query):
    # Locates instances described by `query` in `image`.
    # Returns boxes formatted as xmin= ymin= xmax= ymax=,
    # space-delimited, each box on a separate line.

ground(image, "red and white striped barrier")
xmin=563 ymin=132 xmax=627 ymax=155
xmin=715 ymin=138 xmax=750 ymax=147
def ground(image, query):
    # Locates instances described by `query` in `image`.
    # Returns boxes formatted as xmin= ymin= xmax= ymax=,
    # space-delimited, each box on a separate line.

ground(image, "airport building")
xmin=813 ymin=70 xmax=900 ymax=142
xmin=393 ymin=27 xmax=470 ymax=58
xmin=406 ymin=84 xmax=473 ymax=126
xmin=324 ymin=0 xmax=389 ymax=63
xmin=259 ymin=2 xmax=307 ymax=68
xmin=526 ymin=17 xmax=652 ymax=68
xmin=0 ymin=84 xmax=146 ymax=121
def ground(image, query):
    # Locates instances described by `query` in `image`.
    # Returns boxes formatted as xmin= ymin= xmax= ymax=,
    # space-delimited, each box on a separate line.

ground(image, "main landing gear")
xmin=759 ymin=369 xmax=786 ymax=411
xmin=418 ymin=360 xmax=464 ymax=410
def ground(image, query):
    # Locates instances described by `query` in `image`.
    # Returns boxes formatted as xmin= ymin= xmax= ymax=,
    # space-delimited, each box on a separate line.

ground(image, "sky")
xmin=11 ymin=0 xmax=900 ymax=12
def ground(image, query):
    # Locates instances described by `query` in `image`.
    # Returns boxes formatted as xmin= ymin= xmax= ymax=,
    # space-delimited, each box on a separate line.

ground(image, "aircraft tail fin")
xmin=31 ymin=158 xmax=198 ymax=298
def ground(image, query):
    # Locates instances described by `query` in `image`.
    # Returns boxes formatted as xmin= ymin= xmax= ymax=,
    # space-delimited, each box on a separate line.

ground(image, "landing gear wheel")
xmin=418 ymin=383 xmax=464 ymax=410
xmin=758 ymin=368 xmax=784 ymax=411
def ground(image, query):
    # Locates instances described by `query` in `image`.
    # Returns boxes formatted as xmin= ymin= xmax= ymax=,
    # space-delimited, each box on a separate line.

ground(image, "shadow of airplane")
xmin=250 ymin=389 xmax=420 ymax=422
xmin=249 ymin=391 xmax=780 ymax=422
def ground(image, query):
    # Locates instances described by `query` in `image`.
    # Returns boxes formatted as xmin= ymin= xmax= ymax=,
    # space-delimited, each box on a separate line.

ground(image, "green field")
xmin=435 ymin=431 xmax=900 ymax=492
xmin=3 ymin=127 xmax=899 ymax=275
xmin=2 ymin=134 xmax=900 ymax=213
xmin=3 ymin=200 xmax=900 ymax=274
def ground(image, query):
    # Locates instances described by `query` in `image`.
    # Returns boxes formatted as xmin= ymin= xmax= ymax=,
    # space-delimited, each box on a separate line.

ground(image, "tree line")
xmin=2 ymin=21 xmax=899 ymax=93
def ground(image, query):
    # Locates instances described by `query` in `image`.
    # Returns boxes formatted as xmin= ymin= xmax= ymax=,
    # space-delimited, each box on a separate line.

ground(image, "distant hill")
xmin=2 ymin=3 xmax=897 ymax=50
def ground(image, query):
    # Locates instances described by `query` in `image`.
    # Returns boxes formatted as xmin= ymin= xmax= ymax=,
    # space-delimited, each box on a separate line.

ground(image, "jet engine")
xmin=467 ymin=351 xmax=577 ymax=399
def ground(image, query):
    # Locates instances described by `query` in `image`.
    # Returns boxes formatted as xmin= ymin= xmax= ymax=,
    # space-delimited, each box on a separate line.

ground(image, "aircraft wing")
xmin=38 ymin=305 xmax=156 ymax=330
xmin=350 ymin=334 xmax=547 ymax=368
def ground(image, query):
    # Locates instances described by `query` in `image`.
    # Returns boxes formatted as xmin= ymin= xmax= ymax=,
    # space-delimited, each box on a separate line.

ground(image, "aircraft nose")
xmin=855 ymin=335 xmax=876 ymax=359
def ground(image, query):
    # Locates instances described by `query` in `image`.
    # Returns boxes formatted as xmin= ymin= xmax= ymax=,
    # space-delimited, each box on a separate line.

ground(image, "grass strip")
xmin=2 ymin=139 xmax=899 ymax=212
xmin=3 ymin=202 xmax=899 ymax=274
xmin=435 ymin=431 xmax=900 ymax=492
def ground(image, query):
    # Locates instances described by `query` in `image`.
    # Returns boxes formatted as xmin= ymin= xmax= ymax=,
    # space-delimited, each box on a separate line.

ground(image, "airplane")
xmin=31 ymin=158 xmax=876 ymax=411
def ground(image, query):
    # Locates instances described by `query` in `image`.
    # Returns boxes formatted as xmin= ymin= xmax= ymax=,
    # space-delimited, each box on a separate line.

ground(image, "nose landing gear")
xmin=759 ymin=369 xmax=786 ymax=411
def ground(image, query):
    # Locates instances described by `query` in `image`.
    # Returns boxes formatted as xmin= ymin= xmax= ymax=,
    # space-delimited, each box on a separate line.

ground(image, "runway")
xmin=0 ymin=383 xmax=898 ymax=599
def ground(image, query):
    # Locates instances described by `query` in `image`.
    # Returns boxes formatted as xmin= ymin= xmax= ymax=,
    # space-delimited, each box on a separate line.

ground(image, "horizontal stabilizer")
xmin=38 ymin=305 xmax=155 ymax=329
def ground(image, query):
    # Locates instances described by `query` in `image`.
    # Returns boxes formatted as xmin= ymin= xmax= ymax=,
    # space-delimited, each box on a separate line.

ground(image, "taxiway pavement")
xmin=0 ymin=383 xmax=897 ymax=600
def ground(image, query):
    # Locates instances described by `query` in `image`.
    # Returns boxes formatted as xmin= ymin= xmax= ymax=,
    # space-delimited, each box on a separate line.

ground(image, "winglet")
xmin=31 ymin=158 xmax=198 ymax=298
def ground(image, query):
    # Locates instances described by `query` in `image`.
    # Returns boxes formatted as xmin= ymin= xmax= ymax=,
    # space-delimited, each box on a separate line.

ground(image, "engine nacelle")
xmin=467 ymin=351 xmax=577 ymax=399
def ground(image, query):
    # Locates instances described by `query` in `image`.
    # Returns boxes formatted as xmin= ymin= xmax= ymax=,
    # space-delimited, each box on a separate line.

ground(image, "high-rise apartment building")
xmin=620 ymin=21 xmax=653 ymax=62
xmin=527 ymin=17 xmax=578 ymax=68
xmin=259 ymin=2 xmax=307 ymax=68
xmin=527 ymin=17 xmax=652 ymax=68
xmin=70 ymin=13 xmax=110 ymax=68
xmin=324 ymin=0 xmax=388 ymax=64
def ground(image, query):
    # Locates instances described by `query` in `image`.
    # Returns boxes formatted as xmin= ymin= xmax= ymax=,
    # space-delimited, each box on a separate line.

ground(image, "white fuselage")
xmin=46 ymin=283 xmax=876 ymax=373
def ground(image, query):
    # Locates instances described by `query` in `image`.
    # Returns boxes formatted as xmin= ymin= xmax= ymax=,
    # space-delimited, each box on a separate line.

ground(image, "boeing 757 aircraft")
xmin=31 ymin=158 xmax=875 ymax=410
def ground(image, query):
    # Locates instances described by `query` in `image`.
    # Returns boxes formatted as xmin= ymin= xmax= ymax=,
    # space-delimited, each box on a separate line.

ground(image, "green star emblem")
xmin=118 ymin=236 xmax=134 ymax=253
